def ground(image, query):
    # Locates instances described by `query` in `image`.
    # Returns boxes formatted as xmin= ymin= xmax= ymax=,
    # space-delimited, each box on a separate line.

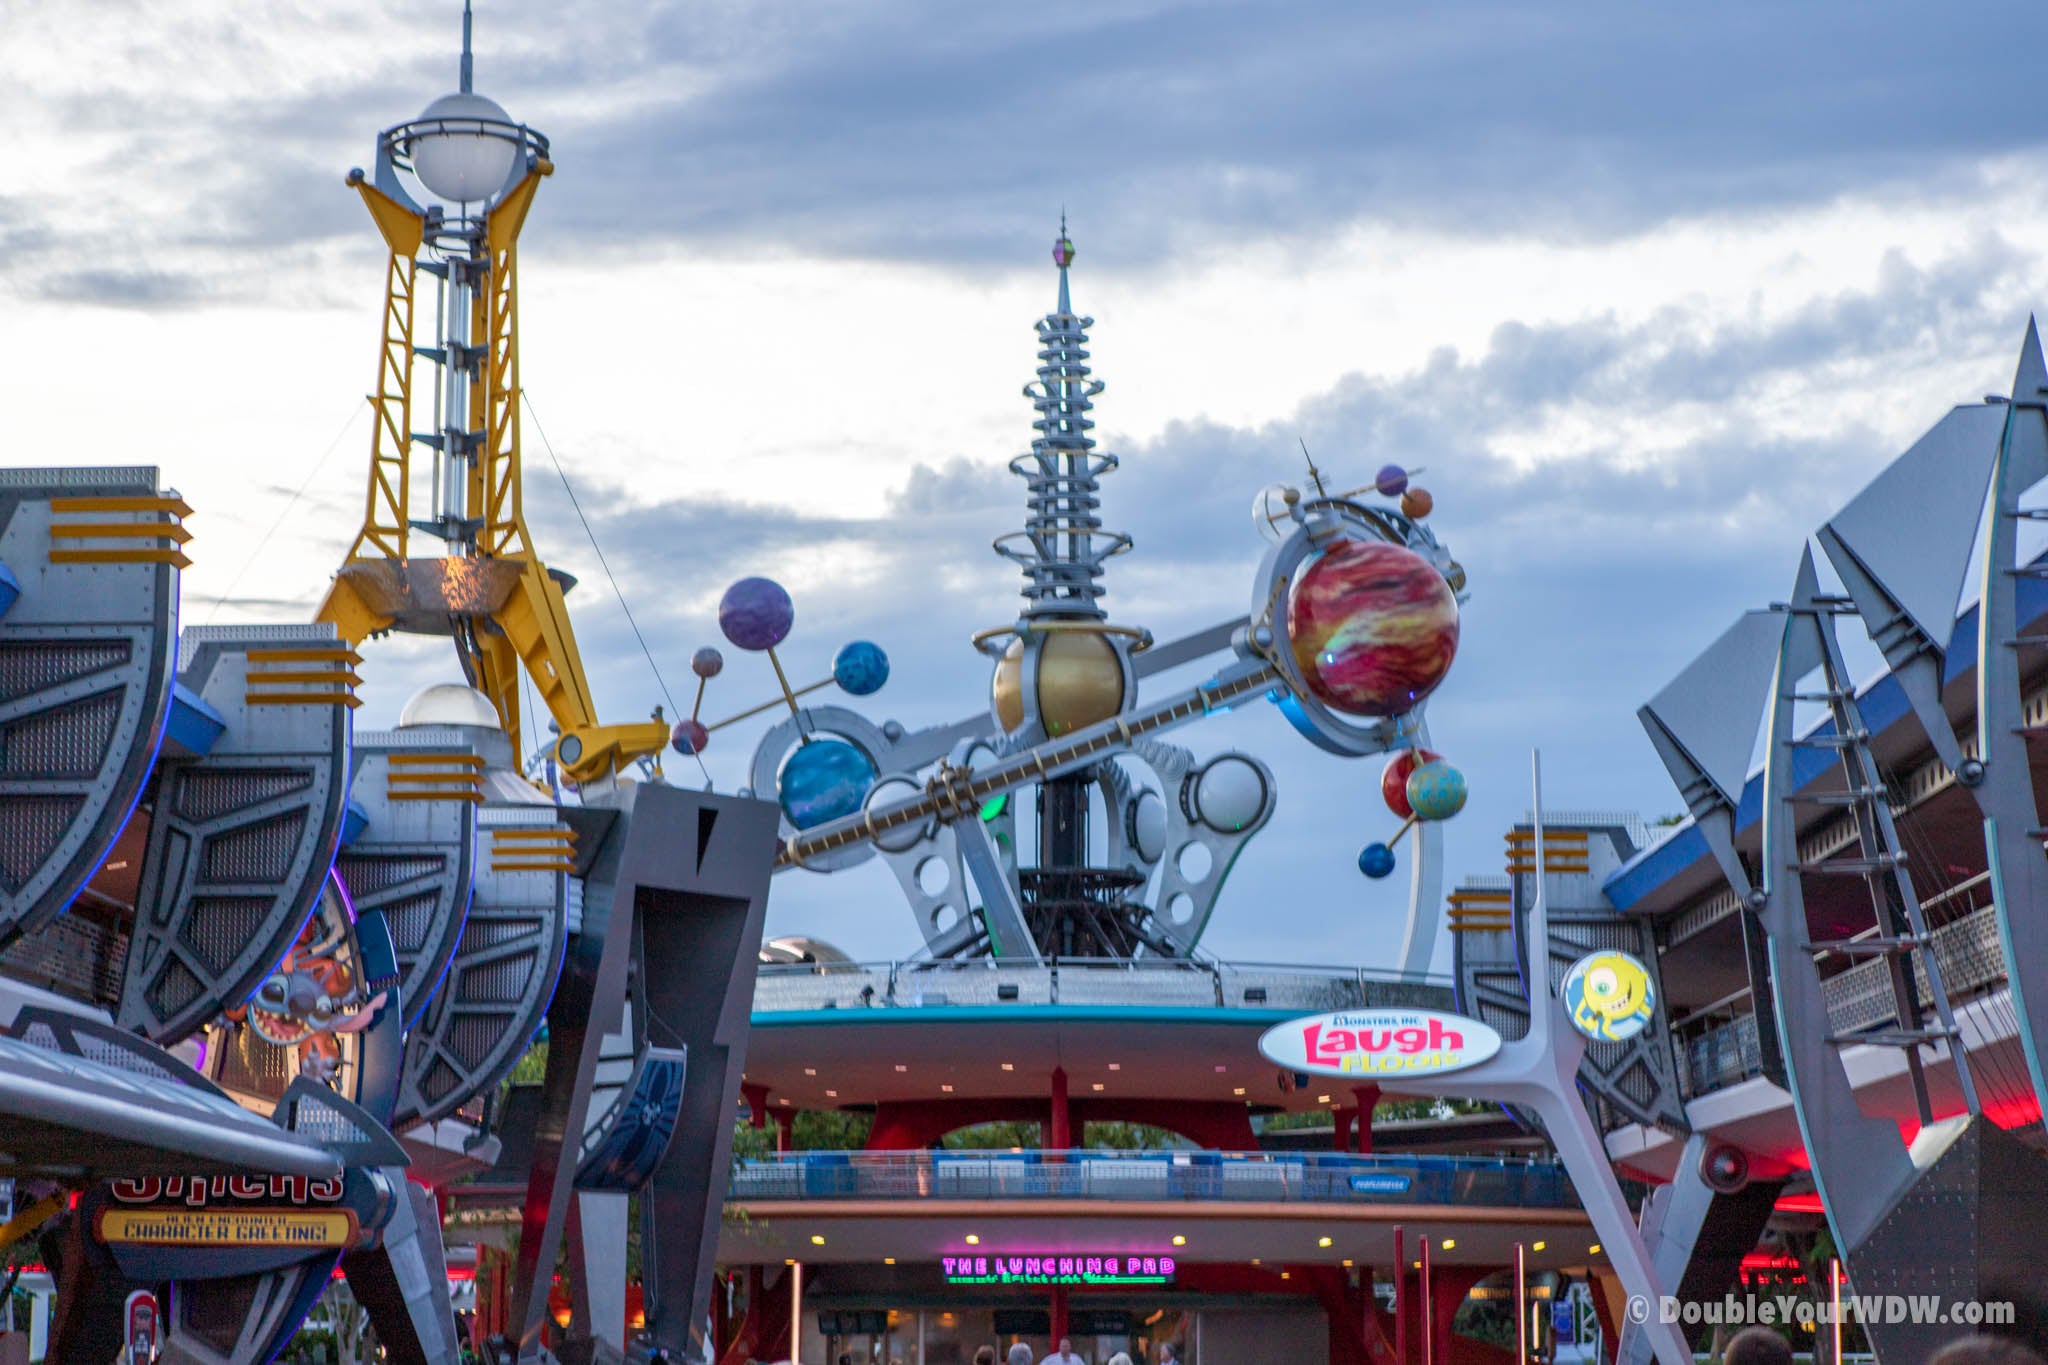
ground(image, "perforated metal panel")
xmin=118 ymin=625 xmax=354 ymax=1043
xmin=336 ymin=727 xmax=480 ymax=1026
xmin=1542 ymin=911 xmax=1688 ymax=1133
xmin=0 ymin=468 xmax=180 ymax=943
xmin=1456 ymin=827 xmax=1689 ymax=1135
xmin=391 ymin=804 xmax=568 ymax=1129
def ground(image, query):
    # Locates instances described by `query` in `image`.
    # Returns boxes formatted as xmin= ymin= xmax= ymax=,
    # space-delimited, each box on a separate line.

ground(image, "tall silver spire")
xmin=993 ymin=223 xmax=1131 ymax=620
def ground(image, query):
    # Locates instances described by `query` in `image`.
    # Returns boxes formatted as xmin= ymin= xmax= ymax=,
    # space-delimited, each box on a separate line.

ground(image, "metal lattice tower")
xmin=993 ymin=224 xmax=1132 ymax=619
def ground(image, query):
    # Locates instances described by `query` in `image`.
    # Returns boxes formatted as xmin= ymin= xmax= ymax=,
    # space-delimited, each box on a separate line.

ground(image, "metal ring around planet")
xmin=748 ymin=704 xmax=900 ymax=874
xmin=971 ymin=620 xmax=1154 ymax=653
xmin=1244 ymin=506 xmax=1430 ymax=760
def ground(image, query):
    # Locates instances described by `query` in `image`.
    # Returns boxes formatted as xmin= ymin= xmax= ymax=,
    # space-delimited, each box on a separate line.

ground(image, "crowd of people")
xmin=966 ymin=1336 xmax=1181 ymax=1365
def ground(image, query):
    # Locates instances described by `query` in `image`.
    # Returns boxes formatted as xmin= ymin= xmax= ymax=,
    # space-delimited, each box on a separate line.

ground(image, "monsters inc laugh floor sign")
xmin=1259 ymin=1008 xmax=1502 ymax=1079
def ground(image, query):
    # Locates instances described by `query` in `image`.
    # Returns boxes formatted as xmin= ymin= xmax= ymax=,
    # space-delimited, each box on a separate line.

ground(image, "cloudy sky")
xmin=6 ymin=0 xmax=2047 ymax=970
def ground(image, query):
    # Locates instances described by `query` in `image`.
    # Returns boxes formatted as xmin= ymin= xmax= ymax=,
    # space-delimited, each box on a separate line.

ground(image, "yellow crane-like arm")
xmin=317 ymin=168 xmax=670 ymax=786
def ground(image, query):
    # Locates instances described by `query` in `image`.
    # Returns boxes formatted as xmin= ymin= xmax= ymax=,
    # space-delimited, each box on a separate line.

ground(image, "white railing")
xmin=752 ymin=957 xmax=1453 ymax=1015
xmin=1677 ymin=904 xmax=2008 ymax=1095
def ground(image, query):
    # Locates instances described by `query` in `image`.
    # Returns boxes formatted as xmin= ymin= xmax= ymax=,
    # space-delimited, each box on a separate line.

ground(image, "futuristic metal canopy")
xmin=0 ymin=1016 xmax=339 ymax=1183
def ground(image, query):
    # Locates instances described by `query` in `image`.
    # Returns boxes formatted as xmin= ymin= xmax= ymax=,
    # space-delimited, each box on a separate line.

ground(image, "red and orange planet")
xmin=1286 ymin=538 xmax=1459 ymax=719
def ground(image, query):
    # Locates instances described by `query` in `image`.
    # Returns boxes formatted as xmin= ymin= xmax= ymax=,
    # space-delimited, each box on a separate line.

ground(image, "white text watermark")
xmin=1626 ymin=1293 xmax=2016 ymax=1329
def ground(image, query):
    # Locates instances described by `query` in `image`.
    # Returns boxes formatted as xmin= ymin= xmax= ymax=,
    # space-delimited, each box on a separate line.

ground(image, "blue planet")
xmin=1357 ymin=842 xmax=1396 ymax=879
xmin=778 ymin=738 xmax=878 ymax=830
xmin=833 ymin=640 xmax=890 ymax=696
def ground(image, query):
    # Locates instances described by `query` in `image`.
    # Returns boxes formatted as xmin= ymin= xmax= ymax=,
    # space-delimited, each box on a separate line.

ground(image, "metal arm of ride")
xmin=315 ymin=170 xmax=668 ymax=787
xmin=779 ymin=648 xmax=1282 ymax=868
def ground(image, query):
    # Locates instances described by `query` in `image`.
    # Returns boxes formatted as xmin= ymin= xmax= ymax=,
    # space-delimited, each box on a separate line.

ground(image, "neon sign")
xmin=1259 ymin=1008 xmax=1502 ymax=1078
xmin=110 ymin=1176 xmax=345 ymax=1208
xmin=97 ymin=1175 xmax=355 ymax=1249
xmin=942 ymin=1255 xmax=1176 ymax=1287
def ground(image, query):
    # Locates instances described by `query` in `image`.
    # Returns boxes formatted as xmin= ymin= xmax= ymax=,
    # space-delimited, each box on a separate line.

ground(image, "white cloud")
xmin=6 ymin=2 xmax=2048 ymax=968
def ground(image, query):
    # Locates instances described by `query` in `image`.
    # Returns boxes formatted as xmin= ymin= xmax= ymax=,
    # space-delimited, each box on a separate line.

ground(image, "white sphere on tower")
xmin=406 ymin=91 xmax=519 ymax=204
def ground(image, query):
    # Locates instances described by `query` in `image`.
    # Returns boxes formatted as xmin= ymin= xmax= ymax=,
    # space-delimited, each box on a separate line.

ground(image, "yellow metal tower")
xmin=317 ymin=21 xmax=666 ymax=786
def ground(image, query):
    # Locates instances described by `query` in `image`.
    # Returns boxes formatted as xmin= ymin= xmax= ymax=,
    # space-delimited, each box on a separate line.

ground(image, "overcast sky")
xmin=6 ymin=1 xmax=2046 ymax=970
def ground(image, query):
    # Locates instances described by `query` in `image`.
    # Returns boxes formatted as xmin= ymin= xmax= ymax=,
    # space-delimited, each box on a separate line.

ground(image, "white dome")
xmin=398 ymin=683 xmax=502 ymax=730
xmin=406 ymin=91 xmax=520 ymax=204
xmin=1130 ymin=789 xmax=1168 ymax=864
xmin=1194 ymin=755 xmax=1268 ymax=833
xmin=759 ymin=936 xmax=854 ymax=966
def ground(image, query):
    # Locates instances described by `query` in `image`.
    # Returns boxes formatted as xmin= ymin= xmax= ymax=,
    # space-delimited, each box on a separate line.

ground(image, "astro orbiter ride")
xmin=684 ymin=228 xmax=1475 ymax=975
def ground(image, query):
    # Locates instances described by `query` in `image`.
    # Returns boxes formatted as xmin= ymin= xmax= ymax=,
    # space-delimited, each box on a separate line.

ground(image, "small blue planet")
xmin=778 ymin=738 xmax=878 ymax=830
xmin=833 ymin=640 xmax=890 ymax=697
xmin=1357 ymin=842 xmax=1396 ymax=879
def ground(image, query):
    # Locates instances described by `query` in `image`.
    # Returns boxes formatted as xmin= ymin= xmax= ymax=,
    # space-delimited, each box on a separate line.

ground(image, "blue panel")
xmin=350 ymin=907 xmax=405 ymax=1127
xmin=574 ymin=1051 xmax=687 ymax=1193
xmin=340 ymin=802 xmax=370 ymax=848
xmin=1605 ymin=571 xmax=2048 ymax=911
xmin=0 ymin=561 xmax=17 ymax=618
xmin=161 ymin=681 xmax=228 ymax=760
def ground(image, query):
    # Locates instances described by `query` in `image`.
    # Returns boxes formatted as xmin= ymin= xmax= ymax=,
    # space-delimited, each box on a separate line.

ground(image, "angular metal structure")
xmin=1817 ymin=402 xmax=2003 ymax=779
xmin=0 ymin=466 xmax=185 ymax=943
xmin=394 ymin=800 xmax=571 ymax=1129
xmin=1413 ymin=759 xmax=1691 ymax=1365
xmin=1759 ymin=552 xmax=1978 ymax=1225
xmin=1640 ymin=340 xmax=2048 ymax=1353
xmin=1966 ymin=325 xmax=2048 ymax=1125
xmin=1455 ymin=818 xmax=1687 ymax=1134
xmin=336 ymin=726 xmax=483 ymax=1027
xmin=117 ymin=624 xmax=357 ymax=1042
xmin=0 ymin=1007 xmax=342 ymax=1182
xmin=1619 ymin=1134 xmax=1785 ymax=1365
xmin=508 ymin=784 xmax=779 ymax=1365
xmin=575 ymin=1044 xmax=687 ymax=1194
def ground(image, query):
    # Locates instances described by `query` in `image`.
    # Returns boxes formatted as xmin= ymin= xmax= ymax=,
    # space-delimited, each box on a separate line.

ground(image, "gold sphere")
xmin=992 ymin=638 xmax=1027 ymax=733
xmin=990 ymin=631 xmax=1127 ymax=736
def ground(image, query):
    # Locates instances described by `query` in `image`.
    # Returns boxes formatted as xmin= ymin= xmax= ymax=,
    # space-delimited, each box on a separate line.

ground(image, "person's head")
xmin=1932 ymin=1338 xmax=2048 ymax=1365
xmin=1059 ymin=1339 xmax=1073 ymax=1357
xmin=1159 ymin=1345 xmax=1177 ymax=1364
xmin=1723 ymin=1327 xmax=1793 ymax=1365
xmin=974 ymin=1348 xmax=997 ymax=1365
xmin=1008 ymin=1345 xmax=1035 ymax=1365
xmin=1109 ymin=1355 xmax=1133 ymax=1365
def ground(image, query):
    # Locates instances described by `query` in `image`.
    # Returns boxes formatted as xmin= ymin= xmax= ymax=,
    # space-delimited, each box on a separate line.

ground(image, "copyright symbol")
xmin=1626 ymin=1295 xmax=1649 ymax=1324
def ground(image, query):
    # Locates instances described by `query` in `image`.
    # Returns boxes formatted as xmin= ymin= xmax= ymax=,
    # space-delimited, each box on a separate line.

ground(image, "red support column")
xmin=1586 ymin=1269 xmax=1623 ymax=1365
xmin=1420 ymin=1238 xmax=1432 ymax=1365
xmin=1426 ymin=1265 xmax=1489 ymax=1365
xmin=1352 ymin=1085 xmax=1381 ymax=1153
xmin=1335 ymin=1108 xmax=1356 ymax=1152
xmin=1050 ymin=1067 xmax=1071 ymax=1150
xmin=1393 ymin=1227 xmax=1407 ymax=1365
xmin=1050 ymin=1283 xmax=1069 ymax=1348
xmin=742 ymin=1082 xmax=771 ymax=1128
xmin=773 ymin=1108 xmax=795 ymax=1153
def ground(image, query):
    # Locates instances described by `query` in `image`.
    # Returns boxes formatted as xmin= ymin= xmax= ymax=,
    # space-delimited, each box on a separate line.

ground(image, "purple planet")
xmin=719 ymin=577 xmax=794 ymax=652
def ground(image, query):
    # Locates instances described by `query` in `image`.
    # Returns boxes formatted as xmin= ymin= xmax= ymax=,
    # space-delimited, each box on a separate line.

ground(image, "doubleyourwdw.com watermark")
xmin=1626 ymin=1293 xmax=2017 ymax=1328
